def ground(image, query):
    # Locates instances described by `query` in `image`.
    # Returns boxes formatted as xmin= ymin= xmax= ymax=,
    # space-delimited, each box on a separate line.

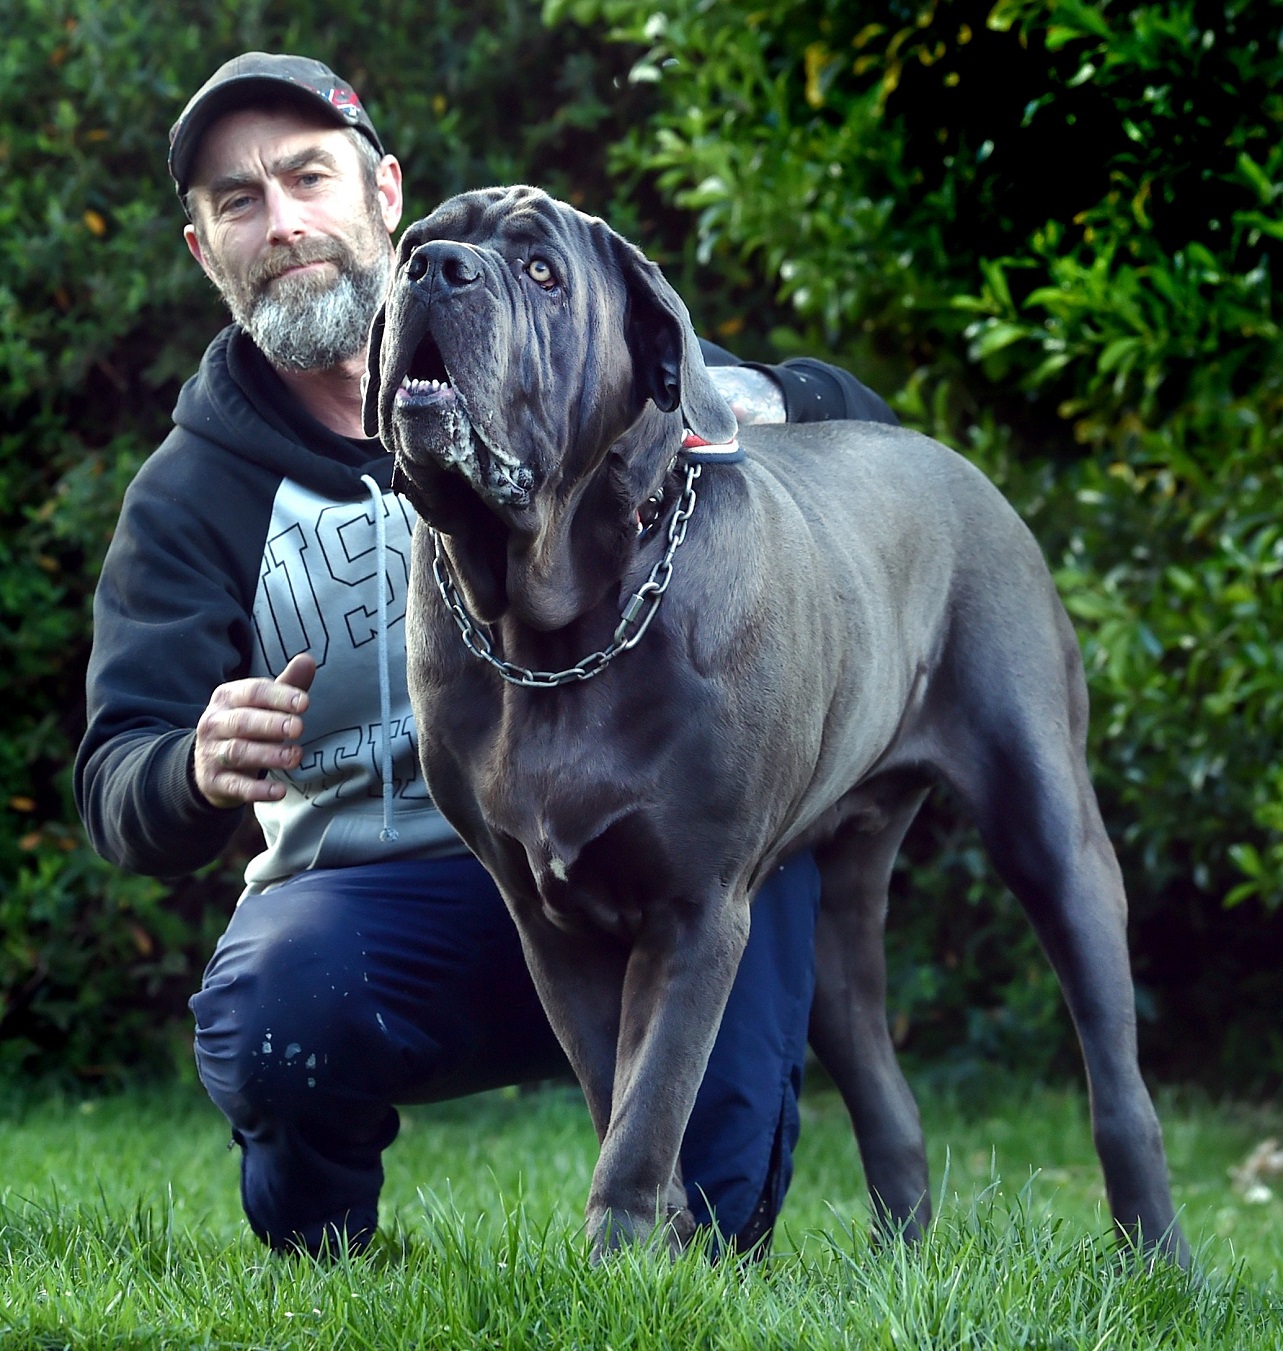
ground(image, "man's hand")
xmin=194 ymin=652 xmax=317 ymax=809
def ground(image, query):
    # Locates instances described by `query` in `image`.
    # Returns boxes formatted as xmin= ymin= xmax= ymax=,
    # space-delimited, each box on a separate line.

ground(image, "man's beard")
xmin=208 ymin=215 xmax=392 ymax=373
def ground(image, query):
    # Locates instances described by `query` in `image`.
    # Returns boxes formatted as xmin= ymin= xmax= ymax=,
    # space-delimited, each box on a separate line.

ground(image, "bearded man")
xmin=74 ymin=53 xmax=898 ymax=1258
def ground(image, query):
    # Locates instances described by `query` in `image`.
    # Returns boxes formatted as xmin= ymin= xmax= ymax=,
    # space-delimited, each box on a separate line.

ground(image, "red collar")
xmin=681 ymin=429 xmax=745 ymax=463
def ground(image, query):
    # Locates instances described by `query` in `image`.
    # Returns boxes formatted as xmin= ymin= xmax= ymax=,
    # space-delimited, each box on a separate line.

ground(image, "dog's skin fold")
xmin=365 ymin=185 xmax=1188 ymax=1266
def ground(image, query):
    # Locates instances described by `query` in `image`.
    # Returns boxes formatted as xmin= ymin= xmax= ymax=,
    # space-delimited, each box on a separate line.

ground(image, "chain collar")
xmin=429 ymin=461 xmax=702 ymax=688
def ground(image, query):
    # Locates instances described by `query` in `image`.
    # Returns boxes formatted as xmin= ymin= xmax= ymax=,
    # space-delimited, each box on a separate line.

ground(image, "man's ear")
xmin=376 ymin=155 xmax=404 ymax=236
xmin=614 ymin=236 xmax=738 ymax=446
xmin=183 ymin=222 xmax=218 ymax=284
xmin=361 ymin=302 xmax=386 ymax=438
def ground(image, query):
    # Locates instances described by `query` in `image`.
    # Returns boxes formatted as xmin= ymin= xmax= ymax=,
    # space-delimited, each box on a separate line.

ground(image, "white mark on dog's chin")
xmin=399 ymin=394 xmax=530 ymax=505
xmin=549 ymin=856 xmax=569 ymax=882
xmin=436 ymin=404 xmax=483 ymax=481
xmin=397 ymin=396 xmax=484 ymax=485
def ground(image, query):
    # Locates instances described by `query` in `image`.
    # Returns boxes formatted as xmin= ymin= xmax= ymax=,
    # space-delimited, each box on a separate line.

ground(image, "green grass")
xmin=0 ymin=1075 xmax=1280 ymax=1348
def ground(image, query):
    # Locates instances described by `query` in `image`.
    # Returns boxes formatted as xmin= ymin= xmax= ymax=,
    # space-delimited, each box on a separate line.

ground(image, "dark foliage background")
xmin=1 ymin=0 xmax=1279 ymax=1090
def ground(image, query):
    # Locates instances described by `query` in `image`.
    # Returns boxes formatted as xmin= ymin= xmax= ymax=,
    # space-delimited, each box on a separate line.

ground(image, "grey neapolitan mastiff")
xmin=363 ymin=185 xmax=1187 ymax=1265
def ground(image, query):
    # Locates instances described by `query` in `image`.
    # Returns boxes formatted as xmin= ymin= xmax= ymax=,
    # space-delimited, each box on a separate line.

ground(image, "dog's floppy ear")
xmin=615 ymin=238 xmax=738 ymax=446
xmin=360 ymin=301 xmax=386 ymax=438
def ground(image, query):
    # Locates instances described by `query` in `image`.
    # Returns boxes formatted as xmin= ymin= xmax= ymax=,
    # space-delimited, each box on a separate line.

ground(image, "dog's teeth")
xmin=396 ymin=375 xmax=453 ymax=398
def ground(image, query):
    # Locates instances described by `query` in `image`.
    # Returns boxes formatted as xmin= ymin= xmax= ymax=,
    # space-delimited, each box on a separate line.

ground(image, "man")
xmin=75 ymin=52 xmax=898 ymax=1258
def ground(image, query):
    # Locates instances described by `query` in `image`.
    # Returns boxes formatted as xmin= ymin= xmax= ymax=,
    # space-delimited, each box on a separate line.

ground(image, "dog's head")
xmin=362 ymin=187 xmax=736 ymax=625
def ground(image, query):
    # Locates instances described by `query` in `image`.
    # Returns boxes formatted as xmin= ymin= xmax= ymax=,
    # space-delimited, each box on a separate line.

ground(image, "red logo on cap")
xmin=328 ymin=87 xmax=362 ymax=117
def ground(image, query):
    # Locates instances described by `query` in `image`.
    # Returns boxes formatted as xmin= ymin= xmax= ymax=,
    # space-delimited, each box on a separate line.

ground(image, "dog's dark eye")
xmin=526 ymin=258 xmax=556 ymax=288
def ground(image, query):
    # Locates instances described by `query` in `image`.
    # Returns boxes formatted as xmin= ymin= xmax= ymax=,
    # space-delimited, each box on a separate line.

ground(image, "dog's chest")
xmin=466 ymin=692 xmax=718 ymax=932
xmin=482 ymin=706 xmax=639 ymax=846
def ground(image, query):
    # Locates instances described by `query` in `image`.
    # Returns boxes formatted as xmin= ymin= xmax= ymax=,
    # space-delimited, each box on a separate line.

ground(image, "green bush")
xmin=2 ymin=1 xmax=212 ymax=1080
xmin=549 ymin=0 xmax=1283 ymax=1084
xmin=3 ymin=0 xmax=1280 ymax=1086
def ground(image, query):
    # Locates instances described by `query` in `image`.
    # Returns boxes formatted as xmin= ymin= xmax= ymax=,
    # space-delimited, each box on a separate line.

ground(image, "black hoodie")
xmin=75 ymin=324 xmax=461 ymax=886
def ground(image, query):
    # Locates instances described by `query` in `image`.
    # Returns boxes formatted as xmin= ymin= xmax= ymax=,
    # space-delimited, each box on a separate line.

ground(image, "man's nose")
xmin=263 ymin=181 xmax=306 ymax=245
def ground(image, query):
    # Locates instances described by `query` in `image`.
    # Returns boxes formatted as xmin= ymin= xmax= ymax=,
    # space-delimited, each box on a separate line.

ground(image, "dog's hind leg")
xmin=937 ymin=599 xmax=1189 ymax=1266
xmin=808 ymin=784 xmax=933 ymax=1243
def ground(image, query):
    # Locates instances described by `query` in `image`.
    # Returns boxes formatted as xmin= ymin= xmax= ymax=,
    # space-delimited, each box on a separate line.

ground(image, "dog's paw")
xmin=586 ymin=1202 xmax=693 ymax=1264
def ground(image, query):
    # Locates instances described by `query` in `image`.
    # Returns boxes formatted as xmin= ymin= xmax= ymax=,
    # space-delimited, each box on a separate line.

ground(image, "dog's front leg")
xmin=508 ymin=909 xmax=628 ymax=1147
xmin=585 ymin=888 xmax=752 ymax=1260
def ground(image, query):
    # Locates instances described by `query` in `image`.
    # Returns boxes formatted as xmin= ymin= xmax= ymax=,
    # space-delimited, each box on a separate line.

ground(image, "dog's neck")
xmin=435 ymin=424 xmax=677 ymax=646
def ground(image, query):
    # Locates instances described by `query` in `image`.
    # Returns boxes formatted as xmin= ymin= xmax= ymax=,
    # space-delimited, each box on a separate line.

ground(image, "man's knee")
xmin=191 ymin=901 xmax=395 ymax=1121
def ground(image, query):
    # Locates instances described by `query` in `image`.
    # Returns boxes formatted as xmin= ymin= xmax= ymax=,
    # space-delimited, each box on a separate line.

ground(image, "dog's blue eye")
xmin=526 ymin=258 xmax=555 ymax=287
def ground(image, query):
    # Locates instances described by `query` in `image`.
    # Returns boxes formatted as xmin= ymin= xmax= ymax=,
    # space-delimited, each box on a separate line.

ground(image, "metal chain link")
xmin=430 ymin=462 xmax=702 ymax=687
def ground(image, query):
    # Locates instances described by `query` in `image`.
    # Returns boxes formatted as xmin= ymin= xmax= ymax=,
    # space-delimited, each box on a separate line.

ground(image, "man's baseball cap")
xmin=168 ymin=52 xmax=384 ymax=197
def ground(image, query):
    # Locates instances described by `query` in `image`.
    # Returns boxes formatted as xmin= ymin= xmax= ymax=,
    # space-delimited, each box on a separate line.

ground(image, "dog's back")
xmin=662 ymin=419 xmax=1078 ymax=861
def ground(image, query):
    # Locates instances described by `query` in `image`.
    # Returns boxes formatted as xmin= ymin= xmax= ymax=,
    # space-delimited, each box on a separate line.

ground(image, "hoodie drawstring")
xmin=360 ymin=474 xmax=400 ymax=844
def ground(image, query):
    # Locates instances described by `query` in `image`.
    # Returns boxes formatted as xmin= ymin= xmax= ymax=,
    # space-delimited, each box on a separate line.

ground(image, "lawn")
xmin=0 ymin=1072 xmax=1280 ymax=1348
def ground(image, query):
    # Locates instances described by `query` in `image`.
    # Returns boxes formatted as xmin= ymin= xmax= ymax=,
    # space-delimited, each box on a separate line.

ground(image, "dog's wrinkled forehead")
xmin=374 ymin=182 xmax=738 ymax=481
xmin=401 ymin=186 xmax=615 ymax=282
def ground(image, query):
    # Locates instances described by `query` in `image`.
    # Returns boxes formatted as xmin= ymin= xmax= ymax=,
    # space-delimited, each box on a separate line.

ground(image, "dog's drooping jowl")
xmin=364 ymin=185 xmax=1187 ymax=1266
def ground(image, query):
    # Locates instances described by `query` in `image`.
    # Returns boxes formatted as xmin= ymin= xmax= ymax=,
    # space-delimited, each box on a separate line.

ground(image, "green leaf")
xmin=1236 ymin=151 xmax=1276 ymax=205
xmin=1097 ymin=336 xmax=1142 ymax=375
xmin=968 ymin=320 xmax=1030 ymax=360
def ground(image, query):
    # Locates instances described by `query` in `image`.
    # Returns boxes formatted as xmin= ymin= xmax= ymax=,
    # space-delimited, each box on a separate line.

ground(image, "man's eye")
xmin=526 ymin=258 xmax=556 ymax=287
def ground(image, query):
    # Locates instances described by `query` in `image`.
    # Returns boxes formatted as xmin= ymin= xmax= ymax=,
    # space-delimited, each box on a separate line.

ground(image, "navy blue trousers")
xmin=191 ymin=851 xmax=819 ymax=1254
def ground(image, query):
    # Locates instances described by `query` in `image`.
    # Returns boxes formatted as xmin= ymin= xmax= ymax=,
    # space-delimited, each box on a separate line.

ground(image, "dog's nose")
xmin=405 ymin=242 xmax=482 ymax=291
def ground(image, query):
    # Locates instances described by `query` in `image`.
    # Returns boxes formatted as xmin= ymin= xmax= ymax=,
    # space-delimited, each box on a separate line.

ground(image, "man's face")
xmin=184 ymin=107 xmax=403 ymax=372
